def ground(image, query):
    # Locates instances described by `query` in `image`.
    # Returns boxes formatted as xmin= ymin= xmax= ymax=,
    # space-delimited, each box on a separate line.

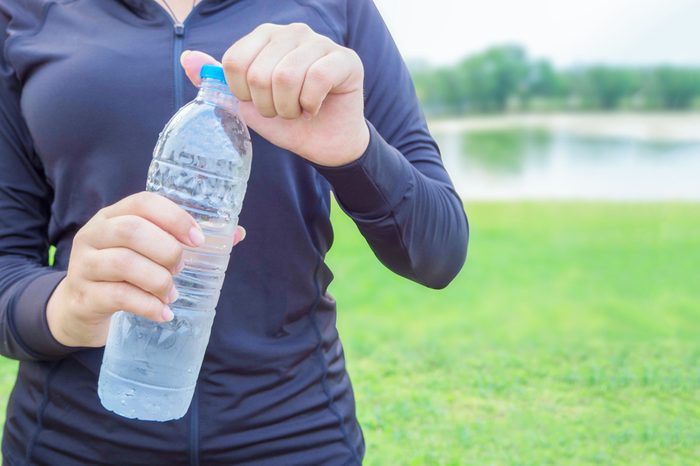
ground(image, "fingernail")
xmin=234 ymin=227 xmax=247 ymax=244
xmin=168 ymin=286 xmax=179 ymax=304
xmin=175 ymin=256 xmax=185 ymax=274
xmin=180 ymin=50 xmax=192 ymax=62
xmin=189 ymin=225 xmax=205 ymax=247
xmin=162 ymin=305 xmax=174 ymax=322
xmin=302 ymin=110 xmax=312 ymax=120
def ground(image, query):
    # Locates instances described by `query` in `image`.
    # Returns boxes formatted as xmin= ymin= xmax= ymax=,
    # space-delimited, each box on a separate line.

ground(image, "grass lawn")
xmin=1 ymin=202 xmax=698 ymax=465
xmin=327 ymin=202 xmax=700 ymax=466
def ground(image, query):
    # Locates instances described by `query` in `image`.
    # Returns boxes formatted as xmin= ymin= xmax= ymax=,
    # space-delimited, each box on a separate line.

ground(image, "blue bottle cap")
xmin=200 ymin=64 xmax=227 ymax=84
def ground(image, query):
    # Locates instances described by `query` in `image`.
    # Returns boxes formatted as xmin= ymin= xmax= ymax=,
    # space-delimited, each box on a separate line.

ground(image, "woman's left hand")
xmin=181 ymin=23 xmax=369 ymax=167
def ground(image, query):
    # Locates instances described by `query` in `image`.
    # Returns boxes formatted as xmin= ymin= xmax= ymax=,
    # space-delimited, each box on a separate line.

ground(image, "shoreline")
xmin=428 ymin=112 xmax=700 ymax=143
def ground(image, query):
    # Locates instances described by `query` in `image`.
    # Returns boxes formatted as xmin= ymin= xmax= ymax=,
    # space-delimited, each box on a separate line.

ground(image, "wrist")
xmin=46 ymin=279 xmax=75 ymax=347
xmin=317 ymin=119 xmax=370 ymax=168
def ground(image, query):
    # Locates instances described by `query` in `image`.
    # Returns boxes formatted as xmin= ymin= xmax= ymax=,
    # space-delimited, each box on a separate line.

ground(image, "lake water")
xmin=434 ymin=120 xmax=700 ymax=201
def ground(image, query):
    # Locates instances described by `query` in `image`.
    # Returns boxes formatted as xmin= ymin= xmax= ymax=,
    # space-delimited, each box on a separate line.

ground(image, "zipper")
xmin=150 ymin=4 xmax=207 ymax=465
xmin=151 ymin=2 xmax=207 ymax=111
xmin=190 ymin=388 xmax=200 ymax=466
xmin=175 ymin=11 xmax=202 ymax=464
xmin=176 ymin=17 xmax=198 ymax=464
xmin=150 ymin=7 xmax=206 ymax=465
xmin=173 ymin=22 xmax=186 ymax=110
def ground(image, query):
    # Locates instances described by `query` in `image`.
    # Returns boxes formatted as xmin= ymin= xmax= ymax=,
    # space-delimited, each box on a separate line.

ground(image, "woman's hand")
xmin=181 ymin=23 xmax=370 ymax=167
xmin=46 ymin=192 xmax=246 ymax=348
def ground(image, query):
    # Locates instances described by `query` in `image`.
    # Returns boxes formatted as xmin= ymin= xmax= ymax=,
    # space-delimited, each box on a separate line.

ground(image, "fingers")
xmin=77 ymin=225 xmax=248 ymax=326
xmin=81 ymin=224 xmax=247 ymax=324
xmin=99 ymin=192 xmax=204 ymax=248
xmin=222 ymin=23 xmax=359 ymax=120
xmin=233 ymin=226 xmax=246 ymax=246
xmin=271 ymin=42 xmax=329 ymax=119
xmin=86 ymin=215 xmax=184 ymax=273
xmin=83 ymin=248 xmax=178 ymax=305
xmin=181 ymin=50 xmax=221 ymax=87
xmin=90 ymin=281 xmax=173 ymax=323
xmin=246 ymin=40 xmax=300 ymax=118
xmin=299 ymin=50 xmax=362 ymax=117
xmin=222 ymin=23 xmax=278 ymax=102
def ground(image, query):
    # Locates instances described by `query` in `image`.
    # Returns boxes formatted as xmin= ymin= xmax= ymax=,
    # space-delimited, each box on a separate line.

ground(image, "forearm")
xmin=0 ymin=256 xmax=72 ymax=360
xmin=316 ymin=123 xmax=468 ymax=288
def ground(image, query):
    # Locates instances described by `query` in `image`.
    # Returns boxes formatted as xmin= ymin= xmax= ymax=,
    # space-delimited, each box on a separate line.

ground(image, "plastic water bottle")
xmin=98 ymin=65 xmax=252 ymax=421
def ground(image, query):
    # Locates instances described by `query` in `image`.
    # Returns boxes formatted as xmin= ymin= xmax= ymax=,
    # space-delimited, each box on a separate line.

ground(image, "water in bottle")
xmin=98 ymin=65 xmax=252 ymax=421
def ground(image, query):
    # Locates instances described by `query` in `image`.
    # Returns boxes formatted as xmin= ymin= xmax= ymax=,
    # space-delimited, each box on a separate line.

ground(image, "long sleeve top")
xmin=0 ymin=1 xmax=468 ymax=464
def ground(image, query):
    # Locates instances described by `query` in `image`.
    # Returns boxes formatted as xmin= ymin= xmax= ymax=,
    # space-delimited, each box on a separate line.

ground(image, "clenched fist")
xmin=181 ymin=22 xmax=370 ymax=167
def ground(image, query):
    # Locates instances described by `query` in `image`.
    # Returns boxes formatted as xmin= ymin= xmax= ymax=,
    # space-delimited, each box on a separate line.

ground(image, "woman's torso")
xmin=2 ymin=1 xmax=363 ymax=464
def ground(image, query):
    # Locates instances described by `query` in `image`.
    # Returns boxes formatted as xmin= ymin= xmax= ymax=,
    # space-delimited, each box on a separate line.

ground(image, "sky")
xmin=373 ymin=0 xmax=700 ymax=67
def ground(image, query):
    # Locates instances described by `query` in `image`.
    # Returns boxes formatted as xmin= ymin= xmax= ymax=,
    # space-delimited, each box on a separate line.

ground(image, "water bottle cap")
xmin=200 ymin=64 xmax=227 ymax=84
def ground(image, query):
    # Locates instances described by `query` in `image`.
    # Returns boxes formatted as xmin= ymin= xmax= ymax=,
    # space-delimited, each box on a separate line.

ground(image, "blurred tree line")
xmin=410 ymin=45 xmax=700 ymax=115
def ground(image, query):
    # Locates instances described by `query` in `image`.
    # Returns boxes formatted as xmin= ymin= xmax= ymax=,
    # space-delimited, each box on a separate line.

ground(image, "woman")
xmin=0 ymin=0 xmax=468 ymax=464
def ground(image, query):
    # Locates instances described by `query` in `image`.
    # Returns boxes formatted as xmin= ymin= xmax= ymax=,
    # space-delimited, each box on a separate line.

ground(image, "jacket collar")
xmin=119 ymin=0 xmax=240 ymax=18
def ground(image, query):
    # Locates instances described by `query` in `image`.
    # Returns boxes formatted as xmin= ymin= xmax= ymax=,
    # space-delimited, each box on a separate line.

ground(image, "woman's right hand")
xmin=46 ymin=192 xmax=245 ymax=348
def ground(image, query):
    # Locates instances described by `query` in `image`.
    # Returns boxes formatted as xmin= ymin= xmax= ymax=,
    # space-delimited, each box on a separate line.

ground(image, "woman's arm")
xmin=317 ymin=128 xmax=469 ymax=289
xmin=316 ymin=0 xmax=469 ymax=288
xmin=0 ymin=12 xmax=228 ymax=360
xmin=0 ymin=12 xmax=71 ymax=360
xmin=183 ymin=2 xmax=468 ymax=288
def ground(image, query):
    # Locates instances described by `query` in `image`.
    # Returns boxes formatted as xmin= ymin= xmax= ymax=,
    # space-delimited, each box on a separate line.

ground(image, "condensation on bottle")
xmin=98 ymin=65 xmax=252 ymax=421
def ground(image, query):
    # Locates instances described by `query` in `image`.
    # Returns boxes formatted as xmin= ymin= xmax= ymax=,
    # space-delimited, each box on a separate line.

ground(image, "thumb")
xmin=238 ymin=101 xmax=303 ymax=157
xmin=180 ymin=50 xmax=221 ymax=87
xmin=239 ymin=101 xmax=284 ymax=137
xmin=239 ymin=101 xmax=265 ymax=128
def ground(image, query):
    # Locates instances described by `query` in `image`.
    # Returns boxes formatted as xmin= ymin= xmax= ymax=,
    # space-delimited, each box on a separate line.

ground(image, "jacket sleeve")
xmin=0 ymin=10 xmax=73 ymax=361
xmin=314 ymin=0 xmax=468 ymax=289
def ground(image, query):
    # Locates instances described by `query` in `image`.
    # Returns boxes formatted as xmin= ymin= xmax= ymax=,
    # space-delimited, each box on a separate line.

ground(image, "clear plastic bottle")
xmin=98 ymin=65 xmax=252 ymax=421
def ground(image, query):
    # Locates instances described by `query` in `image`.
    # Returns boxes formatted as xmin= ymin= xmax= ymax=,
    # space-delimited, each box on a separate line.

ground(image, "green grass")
xmin=1 ymin=202 xmax=698 ymax=465
xmin=326 ymin=202 xmax=700 ymax=466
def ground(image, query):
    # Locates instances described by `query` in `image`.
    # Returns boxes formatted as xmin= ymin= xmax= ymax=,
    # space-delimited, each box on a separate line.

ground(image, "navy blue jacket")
xmin=0 ymin=1 xmax=468 ymax=464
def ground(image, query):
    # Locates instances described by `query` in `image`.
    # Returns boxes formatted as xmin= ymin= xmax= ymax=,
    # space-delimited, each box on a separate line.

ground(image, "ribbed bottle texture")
xmin=98 ymin=75 xmax=252 ymax=421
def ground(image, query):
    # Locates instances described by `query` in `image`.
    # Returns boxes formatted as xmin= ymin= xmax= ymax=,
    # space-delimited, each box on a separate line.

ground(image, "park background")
xmin=334 ymin=0 xmax=699 ymax=464
xmin=2 ymin=0 xmax=700 ymax=464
